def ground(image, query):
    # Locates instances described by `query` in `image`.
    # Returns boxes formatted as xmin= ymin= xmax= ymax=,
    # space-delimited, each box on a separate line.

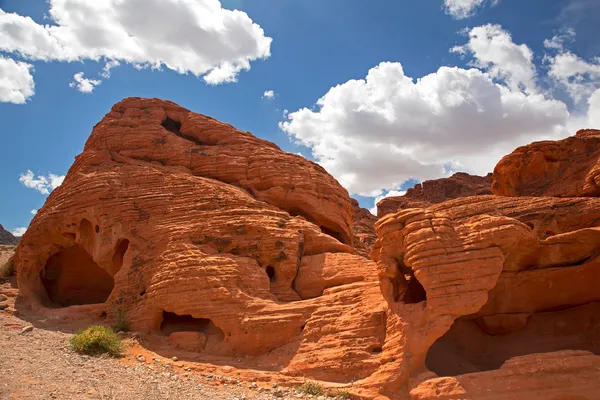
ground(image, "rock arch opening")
xmin=41 ymin=244 xmax=114 ymax=307
xmin=425 ymin=302 xmax=600 ymax=377
xmin=391 ymin=260 xmax=426 ymax=304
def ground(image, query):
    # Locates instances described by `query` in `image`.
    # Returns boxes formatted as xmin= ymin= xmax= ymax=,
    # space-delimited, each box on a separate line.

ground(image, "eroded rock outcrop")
xmin=0 ymin=225 xmax=18 ymax=246
xmin=377 ymin=172 xmax=492 ymax=217
xmin=372 ymin=195 xmax=600 ymax=399
xmin=12 ymin=98 xmax=397 ymax=398
xmin=493 ymin=129 xmax=600 ymax=197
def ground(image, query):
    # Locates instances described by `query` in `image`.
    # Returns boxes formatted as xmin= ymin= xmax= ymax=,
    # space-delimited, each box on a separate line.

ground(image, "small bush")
xmin=70 ymin=325 xmax=122 ymax=357
xmin=111 ymin=307 xmax=129 ymax=332
xmin=328 ymin=389 xmax=352 ymax=399
xmin=0 ymin=261 xmax=14 ymax=278
xmin=297 ymin=382 xmax=324 ymax=396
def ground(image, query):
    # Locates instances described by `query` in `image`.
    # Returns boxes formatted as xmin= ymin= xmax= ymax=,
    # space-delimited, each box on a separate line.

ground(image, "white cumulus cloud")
xmin=19 ymin=170 xmax=65 ymax=195
xmin=452 ymin=24 xmax=537 ymax=94
xmin=443 ymin=0 xmax=499 ymax=19
xmin=0 ymin=0 xmax=272 ymax=96
xmin=30 ymin=209 xmax=38 ymax=215
xmin=69 ymin=72 xmax=101 ymax=93
xmin=280 ymin=61 xmax=568 ymax=197
xmin=263 ymin=89 xmax=275 ymax=99
xmin=0 ymin=55 xmax=34 ymax=104
xmin=11 ymin=227 xmax=27 ymax=236
xmin=543 ymin=30 xmax=600 ymax=104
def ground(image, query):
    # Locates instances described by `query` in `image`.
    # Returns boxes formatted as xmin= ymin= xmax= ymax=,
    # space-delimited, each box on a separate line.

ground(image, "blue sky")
xmin=1 ymin=0 xmax=599 ymax=235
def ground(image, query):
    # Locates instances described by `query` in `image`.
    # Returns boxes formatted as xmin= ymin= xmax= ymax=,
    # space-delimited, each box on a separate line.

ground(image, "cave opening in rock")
xmin=265 ymin=265 xmax=276 ymax=281
xmin=160 ymin=311 xmax=225 ymax=341
xmin=425 ymin=302 xmax=600 ymax=377
xmin=41 ymin=244 xmax=114 ymax=307
xmin=111 ymin=238 xmax=130 ymax=274
xmin=319 ymin=225 xmax=345 ymax=243
xmin=161 ymin=117 xmax=182 ymax=134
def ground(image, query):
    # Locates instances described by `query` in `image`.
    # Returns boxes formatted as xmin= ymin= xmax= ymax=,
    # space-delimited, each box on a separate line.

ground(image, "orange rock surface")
xmin=492 ymin=129 xmax=600 ymax=197
xmin=11 ymin=98 xmax=600 ymax=399
xmin=377 ymin=172 xmax=492 ymax=217
xmin=372 ymin=195 xmax=600 ymax=399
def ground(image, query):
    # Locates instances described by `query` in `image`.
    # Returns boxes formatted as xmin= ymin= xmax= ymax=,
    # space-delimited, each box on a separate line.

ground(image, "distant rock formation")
xmin=376 ymin=172 xmax=492 ymax=217
xmin=351 ymin=199 xmax=377 ymax=258
xmin=493 ymin=129 xmax=600 ymax=197
xmin=0 ymin=225 xmax=18 ymax=245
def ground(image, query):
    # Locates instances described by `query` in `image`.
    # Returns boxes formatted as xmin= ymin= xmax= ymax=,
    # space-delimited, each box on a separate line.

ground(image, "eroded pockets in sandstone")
xmin=41 ymin=244 xmax=114 ymax=307
xmin=426 ymin=302 xmax=600 ymax=377
xmin=39 ymin=219 xmax=130 ymax=308
xmin=160 ymin=311 xmax=225 ymax=352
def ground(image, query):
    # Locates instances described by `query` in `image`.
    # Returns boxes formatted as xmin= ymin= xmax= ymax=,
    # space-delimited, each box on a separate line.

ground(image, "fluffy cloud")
xmin=69 ymin=72 xmax=101 ymax=93
xmin=100 ymin=60 xmax=120 ymax=79
xmin=263 ymin=89 xmax=275 ymax=99
xmin=30 ymin=209 xmax=38 ymax=215
xmin=19 ymin=170 xmax=65 ymax=195
xmin=0 ymin=0 xmax=272 ymax=95
xmin=452 ymin=24 xmax=537 ymax=94
xmin=443 ymin=0 xmax=499 ymax=19
xmin=544 ymin=31 xmax=600 ymax=104
xmin=369 ymin=190 xmax=406 ymax=216
xmin=11 ymin=227 xmax=27 ymax=236
xmin=281 ymin=61 xmax=568 ymax=196
xmin=0 ymin=55 xmax=34 ymax=104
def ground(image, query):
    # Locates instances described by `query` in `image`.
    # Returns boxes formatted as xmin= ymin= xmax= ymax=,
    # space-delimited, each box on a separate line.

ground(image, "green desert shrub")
xmin=70 ymin=325 xmax=122 ymax=357
xmin=297 ymin=381 xmax=324 ymax=396
xmin=111 ymin=307 xmax=129 ymax=332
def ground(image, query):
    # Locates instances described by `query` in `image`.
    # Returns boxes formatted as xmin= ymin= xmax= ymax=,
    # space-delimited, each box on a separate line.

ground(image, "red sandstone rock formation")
xmin=351 ymin=199 xmax=378 ymax=258
xmin=492 ymin=129 xmax=600 ymax=197
xmin=12 ymin=98 xmax=600 ymax=399
xmin=377 ymin=172 xmax=492 ymax=217
xmin=13 ymin=98 xmax=392 ymax=398
xmin=372 ymin=195 xmax=600 ymax=399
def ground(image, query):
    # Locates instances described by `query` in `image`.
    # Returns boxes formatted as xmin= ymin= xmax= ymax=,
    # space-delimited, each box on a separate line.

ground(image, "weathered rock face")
xmin=0 ymin=225 xmax=18 ymax=245
xmin=12 ymin=98 xmax=400 ymax=398
xmin=12 ymin=97 xmax=600 ymax=399
xmin=371 ymin=195 xmax=600 ymax=399
xmin=492 ymin=129 xmax=600 ymax=197
xmin=377 ymin=172 xmax=492 ymax=217
xmin=351 ymin=199 xmax=378 ymax=258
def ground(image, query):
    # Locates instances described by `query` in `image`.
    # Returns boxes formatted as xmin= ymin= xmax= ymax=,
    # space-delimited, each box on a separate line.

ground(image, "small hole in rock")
xmin=265 ymin=266 xmax=276 ymax=281
xmin=100 ymin=312 xmax=107 ymax=319
xmin=371 ymin=347 xmax=383 ymax=353
xmin=525 ymin=222 xmax=535 ymax=230
xmin=161 ymin=117 xmax=182 ymax=134
xmin=95 ymin=225 xmax=100 ymax=233
xmin=300 ymin=325 xmax=306 ymax=331
xmin=546 ymin=230 xmax=556 ymax=237
xmin=139 ymin=290 xmax=146 ymax=297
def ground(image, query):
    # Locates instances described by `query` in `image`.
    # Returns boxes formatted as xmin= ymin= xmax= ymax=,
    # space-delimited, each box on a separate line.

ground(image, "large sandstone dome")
xmin=12 ymin=98 xmax=600 ymax=399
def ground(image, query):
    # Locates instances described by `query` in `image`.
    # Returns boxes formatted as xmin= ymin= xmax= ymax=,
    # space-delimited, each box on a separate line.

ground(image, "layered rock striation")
xmin=492 ymin=129 xmax=600 ymax=197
